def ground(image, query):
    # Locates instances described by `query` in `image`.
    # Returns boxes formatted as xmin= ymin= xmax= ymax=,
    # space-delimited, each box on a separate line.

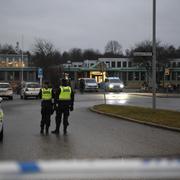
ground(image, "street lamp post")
xmin=99 ymin=61 xmax=106 ymax=104
xmin=67 ymin=60 xmax=71 ymax=79
xmin=21 ymin=50 xmax=23 ymax=83
xmin=21 ymin=35 xmax=24 ymax=84
xmin=152 ymin=0 xmax=156 ymax=109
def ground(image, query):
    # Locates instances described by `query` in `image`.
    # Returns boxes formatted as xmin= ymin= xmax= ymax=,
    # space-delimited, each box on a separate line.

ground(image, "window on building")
xmin=106 ymin=61 xmax=110 ymax=68
xmin=117 ymin=62 xmax=121 ymax=67
xmin=7 ymin=59 xmax=13 ymax=67
xmin=141 ymin=72 xmax=146 ymax=81
xmin=14 ymin=72 xmax=20 ymax=80
xmin=177 ymin=62 xmax=180 ymax=67
xmin=29 ymin=72 xmax=34 ymax=81
xmin=177 ymin=72 xmax=180 ymax=81
xmin=0 ymin=59 xmax=7 ymax=67
xmin=172 ymin=62 xmax=176 ymax=67
xmin=7 ymin=72 xmax=14 ymax=81
xmin=111 ymin=61 xmax=115 ymax=68
xmin=134 ymin=72 xmax=139 ymax=80
xmin=128 ymin=62 xmax=132 ymax=67
xmin=128 ymin=72 xmax=133 ymax=80
xmin=165 ymin=75 xmax=170 ymax=81
xmin=166 ymin=62 xmax=171 ymax=68
xmin=23 ymin=72 xmax=28 ymax=81
xmin=172 ymin=72 xmax=176 ymax=80
xmin=0 ymin=72 xmax=5 ymax=81
xmin=123 ymin=61 xmax=127 ymax=67
xmin=158 ymin=71 xmax=164 ymax=81
xmin=23 ymin=59 xmax=28 ymax=67
xmin=122 ymin=72 xmax=127 ymax=81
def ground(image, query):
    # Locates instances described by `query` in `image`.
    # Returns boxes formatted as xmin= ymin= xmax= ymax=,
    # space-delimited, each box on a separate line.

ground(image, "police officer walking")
xmin=39 ymin=82 xmax=54 ymax=135
xmin=52 ymin=79 xmax=74 ymax=135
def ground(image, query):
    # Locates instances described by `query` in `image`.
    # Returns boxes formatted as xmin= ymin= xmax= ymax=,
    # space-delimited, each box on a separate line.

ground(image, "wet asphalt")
xmin=0 ymin=93 xmax=180 ymax=161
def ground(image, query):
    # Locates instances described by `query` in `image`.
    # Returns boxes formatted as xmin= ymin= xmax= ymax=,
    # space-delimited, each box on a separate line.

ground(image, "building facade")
xmin=0 ymin=54 xmax=38 ymax=89
xmin=63 ymin=58 xmax=180 ymax=89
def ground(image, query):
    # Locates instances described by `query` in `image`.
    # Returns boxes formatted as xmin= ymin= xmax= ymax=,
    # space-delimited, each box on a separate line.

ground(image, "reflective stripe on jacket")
xmin=42 ymin=88 xmax=52 ymax=100
xmin=59 ymin=86 xmax=71 ymax=100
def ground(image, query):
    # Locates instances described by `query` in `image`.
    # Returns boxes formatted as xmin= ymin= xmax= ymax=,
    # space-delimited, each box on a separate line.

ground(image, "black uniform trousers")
xmin=40 ymin=100 xmax=53 ymax=130
xmin=55 ymin=103 xmax=70 ymax=132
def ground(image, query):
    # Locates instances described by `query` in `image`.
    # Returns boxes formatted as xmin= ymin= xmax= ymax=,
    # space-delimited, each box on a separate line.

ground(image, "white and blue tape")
xmin=0 ymin=158 xmax=180 ymax=179
xmin=18 ymin=162 xmax=41 ymax=173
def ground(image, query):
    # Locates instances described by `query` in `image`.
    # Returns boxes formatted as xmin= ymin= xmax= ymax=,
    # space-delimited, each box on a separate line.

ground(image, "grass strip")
xmin=93 ymin=104 xmax=180 ymax=129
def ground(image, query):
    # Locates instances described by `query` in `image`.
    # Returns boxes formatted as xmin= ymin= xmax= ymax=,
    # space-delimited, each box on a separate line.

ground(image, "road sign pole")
xmin=38 ymin=68 xmax=43 ymax=87
xmin=152 ymin=0 xmax=156 ymax=110
xmin=40 ymin=77 xmax=43 ymax=87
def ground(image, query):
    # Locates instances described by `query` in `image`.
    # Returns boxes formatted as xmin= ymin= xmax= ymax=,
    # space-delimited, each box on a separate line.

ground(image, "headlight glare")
xmin=109 ymin=84 xmax=114 ymax=88
xmin=120 ymin=84 xmax=124 ymax=88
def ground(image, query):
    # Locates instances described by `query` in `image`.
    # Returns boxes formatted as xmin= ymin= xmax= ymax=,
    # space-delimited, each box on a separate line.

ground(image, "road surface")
xmin=0 ymin=93 xmax=180 ymax=161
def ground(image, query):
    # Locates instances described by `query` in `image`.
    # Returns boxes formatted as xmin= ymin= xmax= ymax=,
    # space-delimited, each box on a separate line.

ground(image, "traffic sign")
xmin=38 ymin=68 xmax=43 ymax=78
xmin=133 ymin=52 xmax=152 ymax=57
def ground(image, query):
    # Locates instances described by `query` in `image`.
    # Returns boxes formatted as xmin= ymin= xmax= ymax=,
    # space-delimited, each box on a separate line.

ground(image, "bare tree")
xmin=83 ymin=49 xmax=101 ymax=60
xmin=69 ymin=48 xmax=83 ymax=61
xmin=32 ymin=39 xmax=62 ymax=82
xmin=33 ymin=39 xmax=55 ymax=57
xmin=32 ymin=39 xmax=61 ymax=68
xmin=0 ymin=43 xmax=16 ymax=54
xmin=129 ymin=40 xmax=177 ymax=87
xmin=105 ymin=40 xmax=123 ymax=55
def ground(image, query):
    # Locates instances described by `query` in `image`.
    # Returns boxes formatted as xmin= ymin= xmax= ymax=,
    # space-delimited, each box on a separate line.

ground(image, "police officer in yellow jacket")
xmin=39 ymin=82 xmax=54 ymax=135
xmin=52 ymin=79 xmax=74 ymax=135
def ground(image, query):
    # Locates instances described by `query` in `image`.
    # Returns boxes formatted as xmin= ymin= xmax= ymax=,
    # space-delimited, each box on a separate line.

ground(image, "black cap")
xmin=43 ymin=81 xmax=50 ymax=87
xmin=61 ymin=79 xmax=68 ymax=86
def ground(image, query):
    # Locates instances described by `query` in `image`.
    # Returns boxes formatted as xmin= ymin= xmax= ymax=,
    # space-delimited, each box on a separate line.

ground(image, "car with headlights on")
xmin=20 ymin=82 xmax=41 ymax=99
xmin=0 ymin=82 xmax=13 ymax=100
xmin=104 ymin=77 xmax=124 ymax=92
xmin=80 ymin=78 xmax=98 ymax=92
xmin=0 ymin=98 xmax=4 ymax=141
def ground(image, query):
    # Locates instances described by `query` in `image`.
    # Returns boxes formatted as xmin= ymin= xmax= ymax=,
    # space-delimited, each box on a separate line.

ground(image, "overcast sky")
xmin=0 ymin=0 xmax=179 ymax=52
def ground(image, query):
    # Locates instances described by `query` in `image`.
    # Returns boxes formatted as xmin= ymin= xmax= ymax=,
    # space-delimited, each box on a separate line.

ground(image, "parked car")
xmin=104 ymin=77 xmax=124 ymax=92
xmin=0 ymin=82 xmax=13 ymax=100
xmin=0 ymin=98 xmax=4 ymax=141
xmin=79 ymin=78 xmax=98 ymax=92
xmin=20 ymin=82 xmax=41 ymax=99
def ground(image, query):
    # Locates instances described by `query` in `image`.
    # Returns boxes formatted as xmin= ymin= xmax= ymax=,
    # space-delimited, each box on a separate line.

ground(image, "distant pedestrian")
xmin=79 ymin=79 xmax=85 ymax=94
xmin=39 ymin=82 xmax=54 ymax=135
xmin=52 ymin=79 xmax=74 ymax=135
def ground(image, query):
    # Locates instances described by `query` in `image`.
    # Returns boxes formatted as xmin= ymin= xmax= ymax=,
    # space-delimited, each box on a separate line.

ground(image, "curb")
xmin=89 ymin=107 xmax=180 ymax=133
xmin=130 ymin=93 xmax=180 ymax=98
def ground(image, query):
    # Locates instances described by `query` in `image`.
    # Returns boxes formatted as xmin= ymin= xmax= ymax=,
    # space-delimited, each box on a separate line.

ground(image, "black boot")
xmin=40 ymin=128 xmax=44 ymax=134
xmin=63 ymin=126 xmax=67 ymax=135
xmin=45 ymin=127 xmax=49 ymax=135
xmin=51 ymin=129 xmax=59 ymax=134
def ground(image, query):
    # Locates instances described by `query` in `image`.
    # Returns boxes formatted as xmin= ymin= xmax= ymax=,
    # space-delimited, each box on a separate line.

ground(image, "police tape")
xmin=0 ymin=158 xmax=180 ymax=179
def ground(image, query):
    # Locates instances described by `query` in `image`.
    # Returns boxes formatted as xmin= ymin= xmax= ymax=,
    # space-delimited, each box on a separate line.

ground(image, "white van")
xmin=20 ymin=82 xmax=41 ymax=99
xmin=80 ymin=78 xmax=98 ymax=92
xmin=0 ymin=82 xmax=13 ymax=100
xmin=104 ymin=77 xmax=124 ymax=92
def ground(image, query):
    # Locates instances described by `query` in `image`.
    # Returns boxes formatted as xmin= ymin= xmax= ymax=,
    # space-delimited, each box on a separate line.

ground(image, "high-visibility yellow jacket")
xmin=59 ymin=86 xmax=71 ymax=100
xmin=42 ymin=88 xmax=52 ymax=100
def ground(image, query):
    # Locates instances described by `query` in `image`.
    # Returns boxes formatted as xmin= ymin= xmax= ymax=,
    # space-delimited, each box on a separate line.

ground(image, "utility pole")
xmin=152 ymin=0 xmax=156 ymax=110
xmin=21 ymin=35 xmax=24 ymax=84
